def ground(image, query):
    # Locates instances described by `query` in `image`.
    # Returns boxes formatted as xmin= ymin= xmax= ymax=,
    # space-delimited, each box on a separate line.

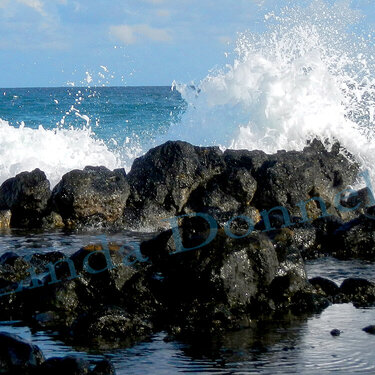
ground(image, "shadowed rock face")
xmin=0 ymin=138 xmax=370 ymax=347
xmin=140 ymin=217 xmax=328 ymax=335
xmin=0 ymin=139 xmax=361 ymax=231
xmin=51 ymin=166 xmax=129 ymax=228
xmin=331 ymin=212 xmax=375 ymax=260
xmin=0 ymin=332 xmax=45 ymax=374
xmin=0 ymin=168 xmax=51 ymax=228
xmin=224 ymin=139 xmax=359 ymax=218
xmin=0 ymin=332 xmax=116 ymax=374
xmin=124 ymin=140 xmax=225 ymax=230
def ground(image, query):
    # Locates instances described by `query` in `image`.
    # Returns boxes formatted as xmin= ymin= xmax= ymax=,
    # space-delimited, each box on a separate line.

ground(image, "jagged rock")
xmin=339 ymin=187 xmax=375 ymax=216
xmin=0 ymin=169 xmax=51 ymax=228
xmin=226 ymin=140 xmax=358 ymax=219
xmin=32 ymin=245 xmax=155 ymax=330
xmin=51 ymin=166 xmax=129 ymax=228
xmin=124 ymin=141 xmax=225 ymax=230
xmin=29 ymin=251 xmax=66 ymax=273
xmin=0 ymin=332 xmax=45 ymax=373
xmin=184 ymin=167 xmax=258 ymax=224
xmin=140 ymin=216 xmax=326 ymax=335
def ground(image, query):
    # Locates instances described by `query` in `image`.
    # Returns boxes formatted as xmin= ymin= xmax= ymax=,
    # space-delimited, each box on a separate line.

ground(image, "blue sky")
xmin=0 ymin=0 xmax=374 ymax=87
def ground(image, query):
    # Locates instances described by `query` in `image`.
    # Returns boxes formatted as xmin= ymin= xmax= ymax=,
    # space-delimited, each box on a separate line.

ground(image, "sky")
xmin=0 ymin=0 xmax=374 ymax=87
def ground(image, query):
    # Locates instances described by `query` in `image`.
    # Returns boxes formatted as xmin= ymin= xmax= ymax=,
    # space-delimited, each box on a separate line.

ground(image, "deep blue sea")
xmin=0 ymin=86 xmax=186 ymax=186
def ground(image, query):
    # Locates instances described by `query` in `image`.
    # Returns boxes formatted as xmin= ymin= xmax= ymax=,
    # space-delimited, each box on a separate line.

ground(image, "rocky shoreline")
xmin=1 ymin=139 xmax=375 ymax=374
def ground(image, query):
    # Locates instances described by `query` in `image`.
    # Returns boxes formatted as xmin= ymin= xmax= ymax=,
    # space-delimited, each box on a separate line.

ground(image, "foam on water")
xmin=0 ymin=118 xmax=120 ymax=187
xmin=168 ymin=0 xmax=375 ymax=182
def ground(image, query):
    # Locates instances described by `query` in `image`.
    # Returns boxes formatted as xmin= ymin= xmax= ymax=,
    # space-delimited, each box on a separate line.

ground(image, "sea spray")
xmin=0 ymin=118 xmax=120 ymax=186
xmin=167 ymin=0 xmax=375 ymax=184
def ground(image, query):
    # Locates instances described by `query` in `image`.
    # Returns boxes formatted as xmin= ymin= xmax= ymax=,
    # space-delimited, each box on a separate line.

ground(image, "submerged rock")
xmin=39 ymin=356 xmax=91 ymax=375
xmin=337 ymin=278 xmax=375 ymax=307
xmin=39 ymin=355 xmax=116 ymax=375
xmin=0 ymin=332 xmax=45 ymax=374
xmin=362 ymin=325 xmax=375 ymax=334
xmin=71 ymin=305 xmax=153 ymax=348
xmin=91 ymin=360 xmax=116 ymax=375
xmin=309 ymin=277 xmax=340 ymax=299
xmin=330 ymin=329 xmax=341 ymax=336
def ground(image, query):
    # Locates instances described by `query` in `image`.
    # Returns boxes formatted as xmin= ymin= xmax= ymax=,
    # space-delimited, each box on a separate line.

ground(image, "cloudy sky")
xmin=0 ymin=0 xmax=374 ymax=87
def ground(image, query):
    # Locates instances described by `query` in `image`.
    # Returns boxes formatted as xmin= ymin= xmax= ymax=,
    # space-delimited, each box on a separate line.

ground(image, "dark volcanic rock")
xmin=307 ymin=216 xmax=345 ymax=259
xmin=330 ymin=329 xmax=341 ymax=336
xmin=140 ymin=216 xmax=327 ymax=335
xmin=71 ymin=305 xmax=153 ymax=348
xmin=39 ymin=356 xmax=91 ymax=375
xmin=0 ymin=252 xmax=31 ymax=282
xmin=32 ymin=245 xmax=158 ymax=334
xmin=0 ymin=169 xmax=51 ymax=228
xmin=332 ymin=215 xmax=375 ymax=260
xmin=309 ymin=277 xmax=340 ymax=299
xmin=0 ymin=332 xmax=45 ymax=374
xmin=226 ymin=139 xmax=358 ymax=219
xmin=337 ymin=278 xmax=375 ymax=307
xmin=124 ymin=141 xmax=225 ymax=230
xmin=184 ymin=166 xmax=259 ymax=224
xmin=0 ymin=210 xmax=11 ymax=229
xmin=339 ymin=187 xmax=375 ymax=215
xmin=91 ymin=360 xmax=116 ymax=375
xmin=362 ymin=325 xmax=375 ymax=334
xmin=51 ymin=166 xmax=129 ymax=228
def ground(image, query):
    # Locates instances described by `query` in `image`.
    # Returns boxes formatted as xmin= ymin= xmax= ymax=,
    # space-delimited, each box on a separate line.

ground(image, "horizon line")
xmin=0 ymin=85 xmax=174 ymax=90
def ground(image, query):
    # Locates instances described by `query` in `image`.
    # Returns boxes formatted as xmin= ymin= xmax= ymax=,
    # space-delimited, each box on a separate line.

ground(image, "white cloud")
xmin=17 ymin=0 xmax=46 ymax=16
xmin=110 ymin=24 xmax=172 ymax=44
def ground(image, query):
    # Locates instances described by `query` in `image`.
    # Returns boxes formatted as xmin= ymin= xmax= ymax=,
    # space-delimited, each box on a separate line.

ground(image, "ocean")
xmin=1 ymin=0 xmax=375 ymax=373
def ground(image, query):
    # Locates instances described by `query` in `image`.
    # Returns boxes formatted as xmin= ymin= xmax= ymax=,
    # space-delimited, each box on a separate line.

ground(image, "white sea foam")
xmin=0 ymin=119 xmax=120 ymax=187
xmin=167 ymin=0 xmax=375 ymax=183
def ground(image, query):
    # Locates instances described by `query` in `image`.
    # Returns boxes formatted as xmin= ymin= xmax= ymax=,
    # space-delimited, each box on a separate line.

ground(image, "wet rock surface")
xmin=0 ymin=138 xmax=374 ymax=358
xmin=336 ymin=278 xmax=375 ymax=307
xmin=0 ymin=139 xmax=360 ymax=233
xmin=124 ymin=140 xmax=225 ymax=230
xmin=140 ymin=217 xmax=328 ymax=335
xmin=51 ymin=166 xmax=129 ymax=228
xmin=0 ymin=169 xmax=51 ymax=228
xmin=0 ymin=332 xmax=116 ymax=374
xmin=0 ymin=332 xmax=45 ymax=374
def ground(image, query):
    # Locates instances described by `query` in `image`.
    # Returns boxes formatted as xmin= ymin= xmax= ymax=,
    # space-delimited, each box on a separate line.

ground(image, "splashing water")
xmin=0 ymin=119 xmax=120 ymax=187
xmin=168 ymin=0 xmax=375 ymax=182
